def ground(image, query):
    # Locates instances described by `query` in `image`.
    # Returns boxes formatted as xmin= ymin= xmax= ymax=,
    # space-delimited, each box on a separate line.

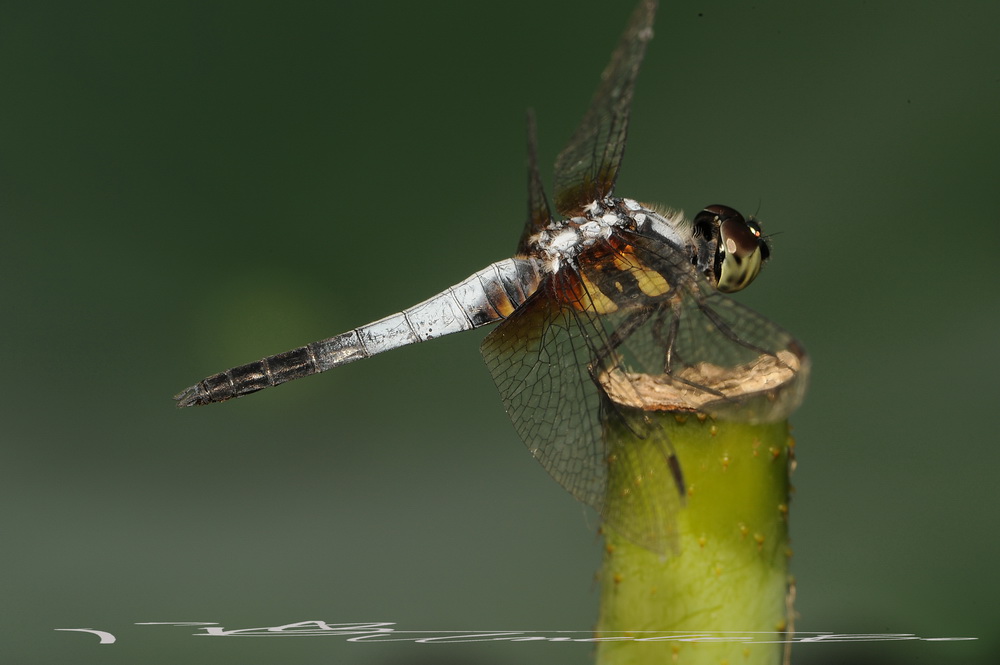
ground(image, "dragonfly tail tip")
xmin=173 ymin=385 xmax=204 ymax=408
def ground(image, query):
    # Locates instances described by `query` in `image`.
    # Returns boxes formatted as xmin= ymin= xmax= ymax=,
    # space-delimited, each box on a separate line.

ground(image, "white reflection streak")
xmin=53 ymin=621 xmax=979 ymax=646
xmin=54 ymin=628 xmax=116 ymax=644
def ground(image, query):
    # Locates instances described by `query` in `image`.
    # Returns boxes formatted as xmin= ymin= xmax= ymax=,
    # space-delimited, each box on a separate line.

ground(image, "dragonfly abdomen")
xmin=173 ymin=342 xmax=337 ymax=407
xmin=317 ymin=257 xmax=542 ymax=361
xmin=174 ymin=257 xmax=542 ymax=407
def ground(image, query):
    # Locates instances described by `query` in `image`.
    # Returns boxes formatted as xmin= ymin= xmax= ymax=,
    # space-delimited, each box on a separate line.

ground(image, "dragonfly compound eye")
xmin=706 ymin=206 xmax=768 ymax=293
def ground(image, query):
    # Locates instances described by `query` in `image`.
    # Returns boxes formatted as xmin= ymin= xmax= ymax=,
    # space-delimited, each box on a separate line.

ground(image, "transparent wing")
xmin=617 ymin=230 xmax=809 ymax=425
xmin=481 ymin=232 xmax=808 ymax=554
xmin=482 ymin=277 xmax=608 ymax=512
xmin=516 ymin=109 xmax=553 ymax=256
xmin=552 ymin=0 xmax=657 ymax=216
xmin=481 ymin=242 xmax=687 ymax=552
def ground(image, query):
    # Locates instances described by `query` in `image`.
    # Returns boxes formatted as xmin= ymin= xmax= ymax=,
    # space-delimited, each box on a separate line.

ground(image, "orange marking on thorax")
xmin=552 ymin=241 xmax=674 ymax=313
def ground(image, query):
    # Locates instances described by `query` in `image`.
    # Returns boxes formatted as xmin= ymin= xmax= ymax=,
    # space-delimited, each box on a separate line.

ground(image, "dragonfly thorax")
xmin=531 ymin=197 xmax=690 ymax=274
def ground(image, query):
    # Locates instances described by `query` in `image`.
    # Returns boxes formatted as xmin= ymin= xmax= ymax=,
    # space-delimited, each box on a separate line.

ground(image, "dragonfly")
xmin=175 ymin=0 xmax=807 ymax=554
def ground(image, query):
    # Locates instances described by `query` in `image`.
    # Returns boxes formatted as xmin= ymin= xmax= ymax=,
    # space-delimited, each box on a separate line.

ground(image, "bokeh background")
xmin=3 ymin=1 xmax=997 ymax=663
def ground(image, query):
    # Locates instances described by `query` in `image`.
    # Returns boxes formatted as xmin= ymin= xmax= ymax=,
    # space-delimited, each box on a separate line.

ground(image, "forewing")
xmin=481 ymin=257 xmax=685 ymax=554
xmin=552 ymin=0 xmax=658 ymax=216
xmin=482 ymin=231 xmax=808 ymax=555
xmin=617 ymin=230 xmax=810 ymax=423
xmin=516 ymin=110 xmax=553 ymax=256
xmin=481 ymin=277 xmax=608 ymax=513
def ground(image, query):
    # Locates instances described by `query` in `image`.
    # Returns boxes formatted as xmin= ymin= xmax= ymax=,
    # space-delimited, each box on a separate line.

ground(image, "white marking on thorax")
xmin=642 ymin=206 xmax=689 ymax=248
xmin=547 ymin=228 xmax=579 ymax=253
xmin=533 ymin=197 xmax=692 ymax=274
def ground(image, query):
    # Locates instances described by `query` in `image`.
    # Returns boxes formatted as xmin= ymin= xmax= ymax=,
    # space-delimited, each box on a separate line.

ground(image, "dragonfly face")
xmin=693 ymin=204 xmax=770 ymax=294
xmin=175 ymin=0 xmax=808 ymax=554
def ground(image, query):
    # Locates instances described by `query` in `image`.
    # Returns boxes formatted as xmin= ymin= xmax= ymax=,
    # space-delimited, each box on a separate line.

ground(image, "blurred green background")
xmin=3 ymin=1 xmax=997 ymax=663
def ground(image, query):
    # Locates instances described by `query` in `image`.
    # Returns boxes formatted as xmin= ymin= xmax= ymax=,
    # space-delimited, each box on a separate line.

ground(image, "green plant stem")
xmin=596 ymin=414 xmax=794 ymax=665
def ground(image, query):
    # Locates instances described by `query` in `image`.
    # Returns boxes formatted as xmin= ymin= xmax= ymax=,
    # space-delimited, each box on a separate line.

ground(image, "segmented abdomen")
xmin=174 ymin=257 xmax=544 ymax=407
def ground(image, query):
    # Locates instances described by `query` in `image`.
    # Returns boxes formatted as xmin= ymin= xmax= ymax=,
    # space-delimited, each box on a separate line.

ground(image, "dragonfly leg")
xmin=589 ymin=306 xmax=655 ymax=376
xmin=651 ymin=299 xmax=683 ymax=374
xmin=585 ymin=305 xmax=687 ymax=499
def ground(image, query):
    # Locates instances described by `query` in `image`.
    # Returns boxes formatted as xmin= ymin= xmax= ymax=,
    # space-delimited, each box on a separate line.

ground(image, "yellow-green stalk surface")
xmin=596 ymin=413 xmax=795 ymax=665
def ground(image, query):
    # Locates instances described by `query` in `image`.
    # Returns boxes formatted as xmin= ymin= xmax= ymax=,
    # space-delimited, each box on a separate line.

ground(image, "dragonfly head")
xmin=694 ymin=204 xmax=770 ymax=293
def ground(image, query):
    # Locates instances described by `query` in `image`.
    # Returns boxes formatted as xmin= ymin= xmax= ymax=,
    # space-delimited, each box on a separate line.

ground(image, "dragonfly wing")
xmin=482 ymin=231 xmax=808 ymax=554
xmin=481 ymin=261 xmax=685 ymax=554
xmin=482 ymin=278 xmax=608 ymax=513
xmin=552 ymin=0 xmax=658 ymax=216
xmin=616 ymin=230 xmax=810 ymax=424
xmin=516 ymin=110 xmax=554 ymax=256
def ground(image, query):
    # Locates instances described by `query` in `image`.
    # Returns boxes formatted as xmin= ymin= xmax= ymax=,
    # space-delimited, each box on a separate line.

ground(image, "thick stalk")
xmin=596 ymin=414 xmax=795 ymax=665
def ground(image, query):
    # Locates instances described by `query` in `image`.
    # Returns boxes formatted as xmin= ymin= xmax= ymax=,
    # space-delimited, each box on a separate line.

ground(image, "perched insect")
xmin=175 ymin=0 xmax=808 ymax=554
